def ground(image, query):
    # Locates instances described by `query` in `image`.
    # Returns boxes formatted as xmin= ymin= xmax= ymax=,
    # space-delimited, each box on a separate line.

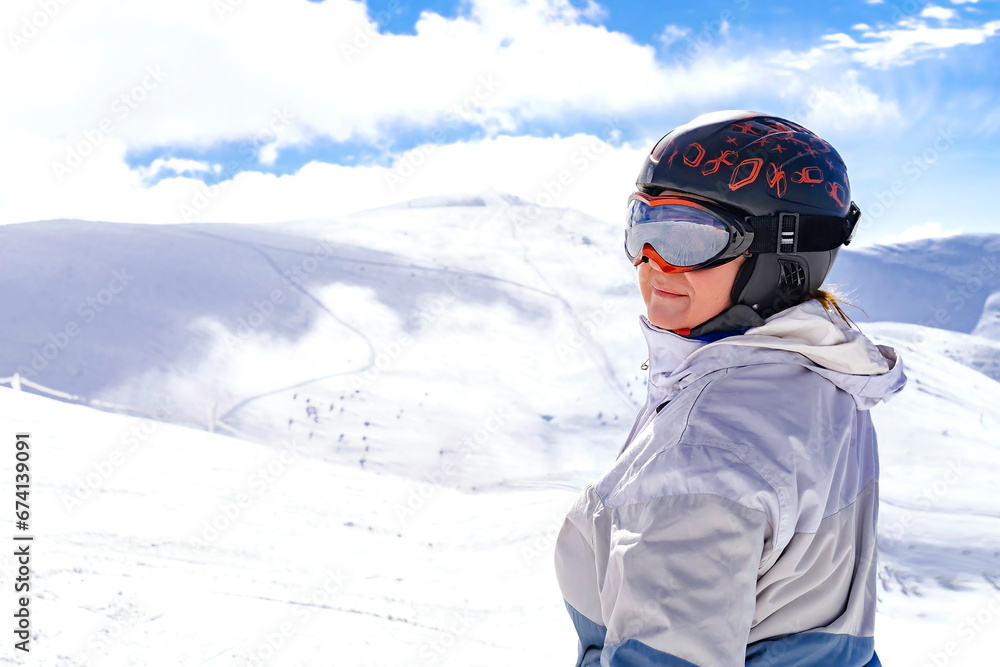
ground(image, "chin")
xmin=646 ymin=307 xmax=689 ymax=331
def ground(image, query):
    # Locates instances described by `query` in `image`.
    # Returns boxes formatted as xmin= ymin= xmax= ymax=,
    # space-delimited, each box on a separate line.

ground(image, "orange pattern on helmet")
xmin=791 ymin=166 xmax=824 ymax=184
xmin=729 ymin=157 xmax=763 ymax=191
xmin=646 ymin=115 xmax=852 ymax=219
xmin=683 ymin=143 xmax=706 ymax=167
xmin=825 ymin=181 xmax=847 ymax=208
xmin=766 ymin=162 xmax=787 ymax=198
xmin=702 ymin=149 xmax=737 ymax=175
xmin=730 ymin=122 xmax=761 ymax=135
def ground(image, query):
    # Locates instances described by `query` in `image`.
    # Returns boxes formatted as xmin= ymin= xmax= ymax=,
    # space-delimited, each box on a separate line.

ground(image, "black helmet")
xmin=635 ymin=110 xmax=861 ymax=318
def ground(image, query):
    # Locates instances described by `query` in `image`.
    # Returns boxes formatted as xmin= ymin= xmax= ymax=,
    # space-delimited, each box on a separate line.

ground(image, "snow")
xmin=0 ymin=192 xmax=998 ymax=664
xmin=0 ymin=388 xmax=575 ymax=665
xmin=972 ymin=292 xmax=1000 ymax=341
xmin=826 ymin=233 xmax=1000 ymax=334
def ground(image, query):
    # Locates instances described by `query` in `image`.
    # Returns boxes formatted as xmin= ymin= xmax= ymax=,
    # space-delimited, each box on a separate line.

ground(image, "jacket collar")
xmin=639 ymin=314 xmax=708 ymax=385
xmin=640 ymin=299 xmax=907 ymax=409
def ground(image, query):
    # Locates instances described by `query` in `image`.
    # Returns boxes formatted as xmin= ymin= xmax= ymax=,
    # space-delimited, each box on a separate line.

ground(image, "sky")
xmin=2 ymin=0 xmax=999 ymax=245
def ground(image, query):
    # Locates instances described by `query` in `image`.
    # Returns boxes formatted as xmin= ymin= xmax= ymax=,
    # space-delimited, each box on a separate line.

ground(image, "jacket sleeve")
xmin=600 ymin=490 xmax=771 ymax=666
xmin=557 ymin=444 xmax=777 ymax=667
xmin=555 ymin=485 xmax=612 ymax=666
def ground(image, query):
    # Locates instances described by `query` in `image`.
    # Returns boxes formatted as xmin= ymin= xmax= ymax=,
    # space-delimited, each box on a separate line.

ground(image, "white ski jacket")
xmin=554 ymin=299 xmax=906 ymax=666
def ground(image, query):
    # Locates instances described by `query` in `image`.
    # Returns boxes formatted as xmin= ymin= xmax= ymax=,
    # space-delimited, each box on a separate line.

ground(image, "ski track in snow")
xmin=194 ymin=209 xmax=638 ymax=440
xmin=504 ymin=206 xmax=636 ymax=412
xmin=182 ymin=229 xmax=378 ymax=425
xmin=186 ymin=222 xmax=606 ymax=427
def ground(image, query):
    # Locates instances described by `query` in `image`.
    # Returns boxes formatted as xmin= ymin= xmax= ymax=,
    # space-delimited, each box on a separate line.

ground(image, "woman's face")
xmin=637 ymin=254 xmax=748 ymax=331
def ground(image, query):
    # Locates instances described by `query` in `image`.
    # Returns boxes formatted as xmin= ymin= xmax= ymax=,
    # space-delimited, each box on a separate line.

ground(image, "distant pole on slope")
xmin=12 ymin=373 xmax=20 ymax=392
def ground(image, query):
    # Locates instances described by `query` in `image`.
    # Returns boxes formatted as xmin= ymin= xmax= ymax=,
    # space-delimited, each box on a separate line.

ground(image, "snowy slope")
xmin=854 ymin=321 xmax=1000 ymax=667
xmin=826 ymin=233 xmax=1000 ymax=334
xmin=1 ymin=332 xmax=998 ymax=666
xmin=0 ymin=386 xmax=577 ymax=665
xmin=972 ymin=292 xmax=1000 ymax=341
xmin=0 ymin=195 xmax=646 ymax=489
xmin=1 ymin=193 xmax=999 ymax=665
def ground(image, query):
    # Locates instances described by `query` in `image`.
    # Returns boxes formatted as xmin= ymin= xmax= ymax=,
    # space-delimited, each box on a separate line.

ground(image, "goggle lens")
xmin=625 ymin=194 xmax=741 ymax=270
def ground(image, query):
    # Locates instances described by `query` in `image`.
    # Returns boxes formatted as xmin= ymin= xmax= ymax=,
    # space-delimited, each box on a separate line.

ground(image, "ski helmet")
xmin=633 ymin=110 xmax=861 ymax=318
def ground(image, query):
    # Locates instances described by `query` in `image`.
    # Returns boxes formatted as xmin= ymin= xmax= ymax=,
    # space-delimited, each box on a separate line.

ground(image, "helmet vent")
xmin=777 ymin=259 xmax=807 ymax=291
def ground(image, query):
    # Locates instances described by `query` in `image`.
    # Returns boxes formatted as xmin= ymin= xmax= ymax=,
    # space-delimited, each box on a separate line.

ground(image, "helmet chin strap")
xmin=730 ymin=252 xmax=758 ymax=309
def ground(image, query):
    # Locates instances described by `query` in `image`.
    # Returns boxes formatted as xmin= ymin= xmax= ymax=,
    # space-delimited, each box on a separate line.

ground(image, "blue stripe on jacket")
xmin=564 ymin=600 xmax=881 ymax=666
xmin=565 ymin=601 xmax=605 ymax=666
xmin=746 ymin=632 xmax=880 ymax=666
xmin=565 ymin=602 xmax=697 ymax=666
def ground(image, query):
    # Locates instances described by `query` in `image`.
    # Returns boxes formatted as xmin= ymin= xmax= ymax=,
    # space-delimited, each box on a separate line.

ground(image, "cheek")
xmin=690 ymin=266 xmax=738 ymax=304
xmin=636 ymin=265 xmax=651 ymax=297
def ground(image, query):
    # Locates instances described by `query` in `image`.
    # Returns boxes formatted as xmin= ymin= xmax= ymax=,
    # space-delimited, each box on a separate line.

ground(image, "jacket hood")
xmin=642 ymin=299 xmax=907 ymax=411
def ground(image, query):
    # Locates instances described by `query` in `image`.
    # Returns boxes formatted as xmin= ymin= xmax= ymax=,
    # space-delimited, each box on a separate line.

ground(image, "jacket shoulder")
xmin=681 ymin=360 xmax=875 ymax=550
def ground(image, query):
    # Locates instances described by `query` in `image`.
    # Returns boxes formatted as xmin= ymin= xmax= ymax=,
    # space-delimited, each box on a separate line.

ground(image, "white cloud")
xmin=819 ymin=14 xmax=1000 ymax=68
xmin=921 ymin=6 xmax=958 ymax=20
xmin=0 ymin=0 xmax=907 ymax=225
xmin=852 ymin=23 xmax=871 ymax=30
xmin=759 ymin=52 xmax=900 ymax=130
xmin=0 ymin=0 xmax=782 ymax=157
xmin=0 ymin=126 xmax=648 ymax=225
xmin=800 ymin=70 xmax=902 ymax=131
xmin=137 ymin=158 xmax=212 ymax=181
xmin=658 ymin=24 xmax=690 ymax=47
xmin=875 ymin=221 xmax=964 ymax=245
xmin=950 ymin=0 xmax=979 ymax=4
xmin=571 ymin=0 xmax=609 ymax=22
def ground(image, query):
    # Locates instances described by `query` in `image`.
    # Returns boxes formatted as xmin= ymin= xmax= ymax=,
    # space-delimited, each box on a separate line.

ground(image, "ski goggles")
xmin=624 ymin=192 xmax=754 ymax=272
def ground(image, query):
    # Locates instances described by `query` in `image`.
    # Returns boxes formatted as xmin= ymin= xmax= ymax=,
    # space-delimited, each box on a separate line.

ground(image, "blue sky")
xmin=2 ymin=0 xmax=998 ymax=243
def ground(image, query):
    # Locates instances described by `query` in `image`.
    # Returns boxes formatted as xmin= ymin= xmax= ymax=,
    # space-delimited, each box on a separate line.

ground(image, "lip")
xmin=652 ymin=286 xmax=686 ymax=298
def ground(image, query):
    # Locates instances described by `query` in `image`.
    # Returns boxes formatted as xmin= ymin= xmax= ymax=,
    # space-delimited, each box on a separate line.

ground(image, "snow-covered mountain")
xmin=826 ymin=233 xmax=1000 ymax=336
xmin=1 ymin=193 xmax=998 ymax=665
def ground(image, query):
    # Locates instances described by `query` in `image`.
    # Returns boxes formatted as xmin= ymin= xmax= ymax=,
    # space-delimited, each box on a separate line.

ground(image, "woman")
xmin=554 ymin=111 xmax=907 ymax=666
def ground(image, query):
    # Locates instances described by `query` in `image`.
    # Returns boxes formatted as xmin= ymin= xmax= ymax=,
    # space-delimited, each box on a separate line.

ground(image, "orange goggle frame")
xmin=624 ymin=192 xmax=754 ymax=272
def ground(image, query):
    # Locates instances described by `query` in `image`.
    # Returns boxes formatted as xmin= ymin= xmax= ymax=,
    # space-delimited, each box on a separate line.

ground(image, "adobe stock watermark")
xmin=888 ymin=0 xmax=935 ymax=24
xmin=75 ymin=605 xmax=144 ymax=666
xmin=61 ymin=396 xmax=177 ymax=513
xmin=177 ymin=107 xmax=295 ymax=222
xmin=520 ymin=512 xmax=571 ymax=566
xmin=213 ymin=0 xmax=252 ymax=21
xmin=881 ymin=459 xmax=967 ymax=543
xmin=384 ymin=74 xmax=501 ymax=192
xmin=15 ymin=267 xmax=134 ymax=380
xmin=225 ymin=289 xmax=287 ymax=350
xmin=242 ymin=567 xmax=350 ymax=666
xmin=51 ymin=66 xmax=168 ymax=182
xmin=419 ymin=608 xmax=484 ymax=665
xmin=555 ymin=300 xmax=617 ymax=361
xmin=7 ymin=0 xmax=72 ymax=54
xmin=855 ymin=124 xmax=960 ymax=239
xmin=351 ymin=278 xmax=462 ymax=390
xmin=280 ymin=236 xmax=341 ymax=289
xmin=339 ymin=0 xmax=403 ymax=63
xmin=191 ymin=444 xmax=298 ymax=547
xmin=788 ymin=85 xmax=834 ymax=124
xmin=669 ymin=0 xmax=751 ymax=68
xmin=393 ymin=406 xmax=509 ymax=527
xmin=913 ymin=254 xmax=999 ymax=337
xmin=923 ymin=589 xmax=1000 ymax=667
xmin=614 ymin=571 xmax=686 ymax=642
xmin=509 ymin=116 xmax=624 ymax=223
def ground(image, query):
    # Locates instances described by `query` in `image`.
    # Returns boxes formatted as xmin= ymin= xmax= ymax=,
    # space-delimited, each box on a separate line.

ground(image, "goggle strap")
xmin=745 ymin=210 xmax=858 ymax=254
